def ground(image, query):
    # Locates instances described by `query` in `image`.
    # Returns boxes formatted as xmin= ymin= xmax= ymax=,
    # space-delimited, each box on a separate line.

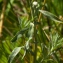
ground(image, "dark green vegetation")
xmin=0 ymin=0 xmax=63 ymax=63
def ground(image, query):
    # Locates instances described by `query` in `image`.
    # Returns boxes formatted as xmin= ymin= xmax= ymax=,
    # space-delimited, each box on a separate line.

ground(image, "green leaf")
xmin=39 ymin=10 xmax=63 ymax=23
xmin=28 ymin=23 xmax=34 ymax=37
xmin=8 ymin=47 xmax=23 ymax=63
xmin=11 ymin=27 xmax=29 ymax=42
xmin=6 ymin=0 xmax=14 ymax=15
xmin=50 ymin=33 xmax=63 ymax=52
xmin=2 ymin=41 xmax=11 ymax=54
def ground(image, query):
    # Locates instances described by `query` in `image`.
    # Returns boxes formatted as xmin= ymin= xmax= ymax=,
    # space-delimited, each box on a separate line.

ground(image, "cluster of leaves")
xmin=0 ymin=0 xmax=63 ymax=63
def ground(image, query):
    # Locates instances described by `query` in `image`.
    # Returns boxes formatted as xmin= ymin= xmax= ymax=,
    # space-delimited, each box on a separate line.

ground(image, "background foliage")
xmin=0 ymin=0 xmax=63 ymax=63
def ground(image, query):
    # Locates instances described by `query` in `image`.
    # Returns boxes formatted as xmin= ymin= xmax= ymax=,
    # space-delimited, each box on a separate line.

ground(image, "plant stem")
xmin=0 ymin=0 xmax=6 ymax=37
xmin=33 ymin=21 xmax=37 ymax=63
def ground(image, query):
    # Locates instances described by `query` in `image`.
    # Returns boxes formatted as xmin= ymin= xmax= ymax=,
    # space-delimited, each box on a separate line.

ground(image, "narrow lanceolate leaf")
xmin=39 ymin=10 xmax=63 ymax=23
xmin=8 ymin=47 xmax=23 ymax=63
xmin=11 ymin=27 xmax=29 ymax=42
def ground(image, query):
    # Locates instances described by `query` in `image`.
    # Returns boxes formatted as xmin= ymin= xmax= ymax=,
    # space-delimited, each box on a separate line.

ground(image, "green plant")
xmin=0 ymin=0 xmax=63 ymax=63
